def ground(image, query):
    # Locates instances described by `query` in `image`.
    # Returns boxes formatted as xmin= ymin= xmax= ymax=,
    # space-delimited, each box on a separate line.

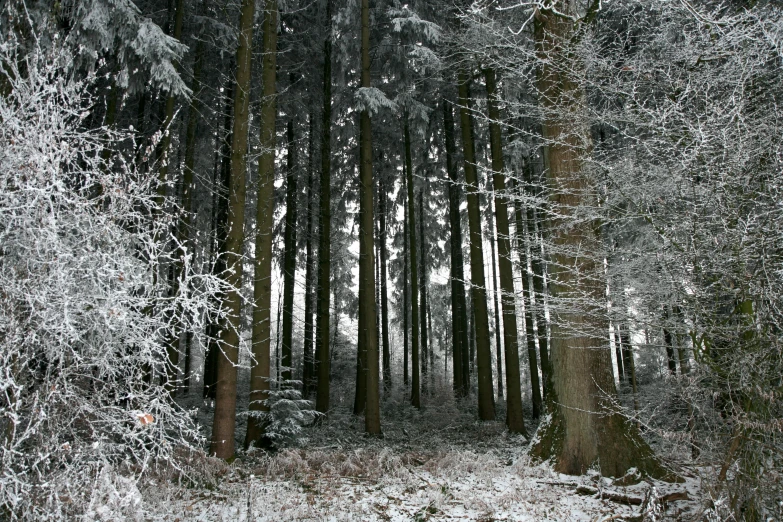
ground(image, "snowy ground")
xmin=93 ymin=384 xmax=706 ymax=522
xmin=139 ymin=445 xmax=702 ymax=521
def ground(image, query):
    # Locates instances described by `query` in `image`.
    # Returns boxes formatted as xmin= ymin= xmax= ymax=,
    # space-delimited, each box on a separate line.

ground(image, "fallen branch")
xmin=576 ymin=485 xmax=643 ymax=505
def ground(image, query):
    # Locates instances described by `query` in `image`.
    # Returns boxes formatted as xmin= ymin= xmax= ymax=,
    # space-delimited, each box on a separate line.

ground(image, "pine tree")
xmin=457 ymin=74 xmax=495 ymax=420
xmin=245 ymin=0 xmax=279 ymax=449
xmin=484 ymin=67 xmax=525 ymax=434
xmin=315 ymin=0 xmax=334 ymax=415
xmin=210 ymin=0 xmax=256 ymax=459
xmin=358 ymin=0 xmax=381 ymax=435
xmin=443 ymin=100 xmax=469 ymax=398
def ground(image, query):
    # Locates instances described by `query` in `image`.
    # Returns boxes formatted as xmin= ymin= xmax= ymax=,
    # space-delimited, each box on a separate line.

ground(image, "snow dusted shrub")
xmin=247 ymin=380 xmax=321 ymax=450
xmin=0 ymin=43 xmax=226 ymax=519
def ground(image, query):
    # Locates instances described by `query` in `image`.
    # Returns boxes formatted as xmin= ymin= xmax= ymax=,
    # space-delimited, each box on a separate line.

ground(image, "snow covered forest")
xmin=1 ymin=0 xmax=782 ymax=519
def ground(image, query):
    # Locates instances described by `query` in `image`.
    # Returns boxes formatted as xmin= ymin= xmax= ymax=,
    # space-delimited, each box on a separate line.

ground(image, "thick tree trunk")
xmin=484 ymin=67 xmax=525 ymax=434
xmin=210 ymin=0 xmax=256 ymax=459
xmin=405 ymin=120 xmax=421 ymax=409
xmin=358 ymin=0 xmax=381 ymax=435
xmin=303 ymin=112 xmax=316 ymax=398
xmin=280 ymin=117 xmax=298 ymax=384
xmin=419 ymin=191 xmax=429 ymax=396
xmin=457 ymin=73 xmax=495 ymax=420
xmin=530 ymin=4 xmax=667 ymax=479
xmin=244 ymin=0 xmax=278 ymax=449
xmin=315 ymin=0 xmax=333 ymax=415
xmin=443 ymin=100 xmax=468 ymax=398
xmin=379 ymin=178 xmax=392 ymax=393
xmin=512 ymin=179 xmax=542 ymax=419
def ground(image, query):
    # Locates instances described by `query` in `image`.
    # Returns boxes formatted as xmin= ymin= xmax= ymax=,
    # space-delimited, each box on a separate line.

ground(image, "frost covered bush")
xmin=247 ymin=381 xmax=321 ymax=449
xmin=0 ymin=44 xmax=225 ymax=519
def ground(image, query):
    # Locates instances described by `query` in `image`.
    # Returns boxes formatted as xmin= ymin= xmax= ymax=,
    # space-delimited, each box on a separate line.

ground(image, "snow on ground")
xmin=122 ymin=389 xmax=705 ymax=522
xmin=139 ymin=446 xmax=702 ymax=521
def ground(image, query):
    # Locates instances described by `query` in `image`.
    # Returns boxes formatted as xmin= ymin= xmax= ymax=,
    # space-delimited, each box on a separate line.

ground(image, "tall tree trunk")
xmin=303 ymin=112 xmax=316 ymax=398
xmin=419 ymin=191 xmax=429 ymax=396
xmin=158 ymin=0 xmax=186 ymax=392
xmin=486 ymin=182 xmax=504 ymax=401
xmin=530 ymin=4 xmax=666 ymax=478
xmin=484 ymin=67 xmax=525 ymax=434
xmin=469 ymin=296 xmax=476 ymax=379
xmin=403 ymin=182 xmax=410 ymax=388
xmin=457 ymin=73 xmax=495 ymax=420
xmin=376 ymin=222 xmax=381 ymax=362
xmin=405 ymin=119 xmax=421 ymax=409
xmin=210 ymin=0 xmax=255 ymax=459
xmin=203 ymin=71 xmax=233 ymax=400
xmin=157 ymin=0 xmax=185 ymax=189
xmin=179 ymin=30 xmax=205 ymax=394
xmin=315 ymin=0 xmax=333 ymax=415
xmin=280 ymin=117 xmax=298 ymax=384
xmin=443 ymin=100 xmax=468 ymax=398
xmin=244 ymin=0 xmax=278 ymax=448
xmin=427 ymin=300 xmax=434 ymax=378
xmin=354 ymin=316 xmax=367 ymax=415
xmin=379 ymin=177 xmax=392 ymax=393
xmin=526 ymin=171 xmax=551 ymax=398
xmin=511 ymin=179 xmax=542 ymax=419
xmin=358 ymin=0 xmax=381 ymax=435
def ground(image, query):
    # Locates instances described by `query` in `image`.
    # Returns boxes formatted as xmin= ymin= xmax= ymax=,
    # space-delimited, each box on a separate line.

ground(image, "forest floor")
xmin=134 ymin=388 xmax=706 ymax=521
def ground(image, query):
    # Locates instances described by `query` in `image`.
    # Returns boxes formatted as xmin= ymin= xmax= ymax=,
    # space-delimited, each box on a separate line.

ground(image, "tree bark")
xmin=457 ymin=73 xmax=495 ymax=420
xmin=379 ymin=177 xmax=392 ymax=393
xmin=614 ymin=324 xmax=625 ymax=384
xmin=358 ymin=0 xmax=381 ymax=435
xmin=526 ymin=177 xmax=551 ymax=398
xmin=315 ymin=0 xmax=334 ymax=415
xmin=180 ymin=26 xmax=206 ymax=394
xmin=530 ymin=4 xmax=666 ymax=478
xmin=403 ymin=180 xmax=410 ymax=388
xmin=419 ymin=190 xmax=429 ymax=396
xmin=512 ymin=178 xmax=542 ymax=419
xmin=158 ymin=0 xmax=185 ymax=393
xmin=486 ymin=184 xmax=504 ymax=401
xmin=244 ymin=0 xmax=278 ymax=449
xmin=443 ymin=100 xmax=468 ymax=398
xmin=210 ymin=0 xmax=255 ymax=459
xmin=405 ymin=119 xmax=421 ymax=409
xmin=203 ymin=71 xmax=233 ymax=400
xmin=303 ymin=112 xmax=316 ymax=398
xmin=485 ymin=67 xmax=525 ymax=434
xmin=280 ymin=117 xmax=298 ymax=384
